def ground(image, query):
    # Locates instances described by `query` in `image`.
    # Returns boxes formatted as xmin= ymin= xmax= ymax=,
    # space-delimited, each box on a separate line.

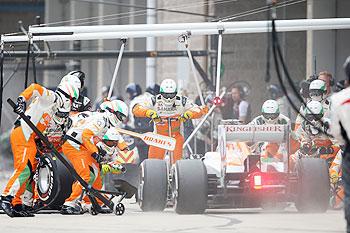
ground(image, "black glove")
xmin=318 ymin=146 xmax=334 ymax=155
xmin=91 ymin=152 xmax=104 ymax=163
xmin=301 ymin=143 xmax=312 ymax=154
xmin=97 ymin=147 xmax=107 ymax=157
xmin=318 ymin=146 xmax=328 ymax=155
xmin=14 ymin=96 xmax=26 ymax=114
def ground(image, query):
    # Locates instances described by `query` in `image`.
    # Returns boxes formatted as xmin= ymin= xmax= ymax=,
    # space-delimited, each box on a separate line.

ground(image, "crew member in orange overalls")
xmin=133 ymin=79 xmax=208 ymax=163
xmin=330 ymin=149 xmax=344 ymax=209
xmin=80 ymin=127 xmax=131 ymax=212
xmin=290 ymin=101 xmax=340 ymax=170
xmin=249 ymin=100 xmax=290 ymax=165
xmin=60 ymin=100 xmax=129 ymax=214
xmin=21 ymin=72 xmax=87 ymax=210
xmin=0 ymin=82 xmax=79 ymax=217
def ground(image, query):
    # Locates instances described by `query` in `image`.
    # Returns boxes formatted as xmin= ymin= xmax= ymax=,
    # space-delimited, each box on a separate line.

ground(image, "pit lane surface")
xmin=0 ymin=200 xmax=345 ymax=233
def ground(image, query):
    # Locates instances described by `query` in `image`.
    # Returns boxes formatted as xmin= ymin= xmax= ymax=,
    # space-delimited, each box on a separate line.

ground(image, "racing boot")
xmin=99 ymin=205 xmax=113 ymax=214
xmin=32 ymin=200 xmax=44 ymax=211
xmin=60 ymin=204 xmax=83 ymax=215
xmin=12 ymin=204 xmax=35 ymax=217
xmin=0 ymin=195 xmax=14 ymax=217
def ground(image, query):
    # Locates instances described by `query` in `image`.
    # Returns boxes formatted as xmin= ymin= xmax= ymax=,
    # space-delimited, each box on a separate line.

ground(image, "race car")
xmin=202 ymin=121 xmax=330 ymax=212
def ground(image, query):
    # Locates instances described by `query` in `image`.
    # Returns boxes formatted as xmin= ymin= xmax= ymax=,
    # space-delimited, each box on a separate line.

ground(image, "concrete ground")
xmin=0 ymin=170 xmax=346 ymax=233
xmin=0 ymin=199 xmax=346 ymax=233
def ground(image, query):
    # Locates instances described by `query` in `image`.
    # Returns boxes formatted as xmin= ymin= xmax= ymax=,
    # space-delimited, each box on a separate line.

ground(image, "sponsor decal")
xmin=225 ymin=125 xmax=284 ymax=133
xmin=143 ymin=135 xmax=173 ymax=147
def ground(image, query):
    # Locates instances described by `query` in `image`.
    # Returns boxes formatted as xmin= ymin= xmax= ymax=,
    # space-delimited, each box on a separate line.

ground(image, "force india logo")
xmin=225 ymin=125 xmax=284 ymax=132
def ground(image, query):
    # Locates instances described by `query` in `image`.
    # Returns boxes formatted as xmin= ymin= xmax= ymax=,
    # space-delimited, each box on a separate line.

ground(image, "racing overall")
xmin=249 ymin=114 xmax=290 ymax=171
xmin=128 ymin=92 xmax=154 ymax=163
xmin=71 ymin=95 xmax=91 ymax=112
xmin=294 ymin=98 xmax=331 ymax=131
xmin=330 ymin=87 xmax=350 ymax=232
xmin=2 ymin=84 xmax=59 ymax=207
xmin=133 ymin=94 xmax=208 ymax=163
xmin=291 ymin=118 xmax=340 ymax=165
xmin=61 ymin=112 xmax=110 ymax=208
xmin=329 ymin=150 xmax=344 ymax=209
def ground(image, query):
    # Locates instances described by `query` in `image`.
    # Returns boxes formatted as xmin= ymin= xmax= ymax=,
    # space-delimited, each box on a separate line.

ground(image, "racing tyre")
xmin=295 ymin=158 xmax=330 ymax=213
xmin=138 ymin=159 xmax=168 ymax=211
xmin=174 ymin=160 xmax=207 ymax=214
xmin=36 ymin=154 xmax=74 ymax=209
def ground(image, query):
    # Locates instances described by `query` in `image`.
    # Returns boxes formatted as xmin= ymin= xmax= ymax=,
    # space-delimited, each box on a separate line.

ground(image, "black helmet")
xmin=335 ymin=80 xmax=347 ymax=92
xmin=344 ymin=56 xmax=350 ymax=80
xmin=267 ymin=84 xmax=283 ymax=100
xmin=145 ymin=83 xmax=160 ymax=95
xmin=125 ymin=83 xmax=142 ymax=100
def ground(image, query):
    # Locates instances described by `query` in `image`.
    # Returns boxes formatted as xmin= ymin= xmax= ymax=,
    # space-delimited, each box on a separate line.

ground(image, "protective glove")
xmin=179 ymin=111 xmax=193 ymax=122
xmin=97 ymin=147 xmax=107 ymax=157
xmin=318 ymin=146 xmax=328 ymax=155
xmin=146 ymin=109 xmax=161 ymax=123
xmin=318 ymin=146 xmax=334 ymax=155
xmin=330 ymin=173 xmax=339 ymax=184
xmin=101 ymin=163 xmax=126 ymax=175
xmin=91 ymin=152 xmax=104 ymax=163
xmin=14 ymin=96 xmax=26 ymax=114
xmin=300 ymin=142 xmax=312 ymax=155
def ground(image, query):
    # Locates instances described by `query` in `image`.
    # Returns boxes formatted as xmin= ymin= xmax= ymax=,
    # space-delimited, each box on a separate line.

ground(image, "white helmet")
xmin=60 ymin=71 xmax=85 ymax=89
xmin=305 ymin=100 xmax=324 ymax=121
xmin=261 ymin=99 xmax=280 ymax=123
xmin=309 ymin=79 xmax=326 ymax=101
xmin=304 ymin=100 xmax=324 ymax=135
xmin=160 ymin=79 xmax=177 ymax=104
xmin=99 ymin=127 xmax=124 ymax=156
xmin=60 ymin=75 xmax=81 ymax=89
xmin=100 ymin=100 xmax=129 ymax=127
xmin=54 ymin=82 xmax=80 ymax=124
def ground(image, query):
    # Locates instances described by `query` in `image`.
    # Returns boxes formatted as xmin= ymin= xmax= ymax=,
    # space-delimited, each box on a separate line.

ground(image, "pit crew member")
xmin=132 ymin=79 xmax=208 ymax=163
xmin=60 ymin=100 xmax=128 ymax=214
xmin=0 ymin=81 xmax=79 ymax=217
xmin=330 ymin=56 xmax=350 ymax=232
xmin=291 ymin=100 xmax=340 ymax=169
xmin=249 ymin=100 xmax=290 ymax=165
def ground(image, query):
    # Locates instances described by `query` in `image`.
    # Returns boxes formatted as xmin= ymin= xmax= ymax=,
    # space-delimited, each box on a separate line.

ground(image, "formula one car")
xmin=203 ymin=121 xmax=330 ymax=212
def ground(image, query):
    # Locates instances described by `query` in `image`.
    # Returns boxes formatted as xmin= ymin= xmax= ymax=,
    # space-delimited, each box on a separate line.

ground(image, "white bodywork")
xmin=204 ymin=124 xmax=290 ymax=185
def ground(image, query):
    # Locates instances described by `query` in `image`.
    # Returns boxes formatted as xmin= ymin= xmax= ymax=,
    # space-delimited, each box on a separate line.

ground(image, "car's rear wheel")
xmin=295 ymin=158 xmax=330 ymax=213
xmin=138 ymin=159 xmax=168 ymax=211
xmin=173 ymin=159 xmax=207 ymax=214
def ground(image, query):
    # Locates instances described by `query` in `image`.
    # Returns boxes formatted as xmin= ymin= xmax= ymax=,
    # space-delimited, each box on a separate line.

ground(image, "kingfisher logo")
xmin=225 ymin=125 xmax=284 ymax=132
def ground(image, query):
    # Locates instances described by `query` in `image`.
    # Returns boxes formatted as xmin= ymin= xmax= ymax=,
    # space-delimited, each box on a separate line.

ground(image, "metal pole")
xmin=28 ymin=18 xmax=350 ymax=34
xmin=183 ymin=35 xmax=205 ymax=105
xmin=97 ymin=0 xmax=105 ymax=103
xmin=146 ymin=0 xmax=157 ymax=87
xmin=215 ymin=31 xmax=223 ymax=96
xmin=24 ymin=34 xmax=33 ymax=89
xmin=3 ymin=50 xmax=210 ymax=60
xmin=5 ymin=23 xmax=350 ymax=42
xmin=0 ymin=37 xmax=4 ymax=129
xmin=183 ymin=91 xmax=225 ymax=149
xmin=108 ymin=39 xmax=127 ymax=99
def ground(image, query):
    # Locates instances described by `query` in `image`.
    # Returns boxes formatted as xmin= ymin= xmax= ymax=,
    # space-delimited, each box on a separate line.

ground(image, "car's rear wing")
xmin=218 ymin=124 xmax=290 ymax=143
